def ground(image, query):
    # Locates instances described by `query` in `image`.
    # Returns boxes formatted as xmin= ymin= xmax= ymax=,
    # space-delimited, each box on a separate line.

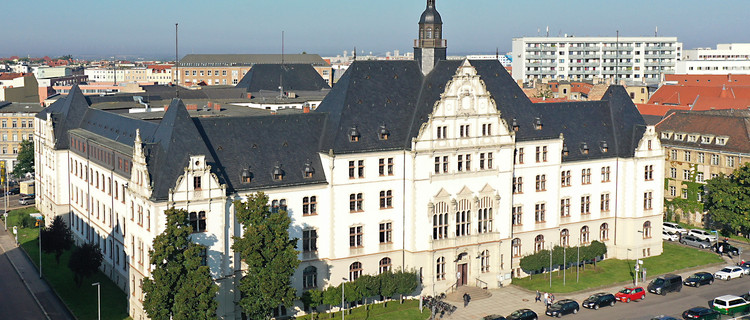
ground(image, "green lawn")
xmin=513 ymin=242 xmax=724 ymax=293
xmin=6 ymin=209 xmax=131 ymax=320
xmin=295 ymin=299 xmax=429 ymax=320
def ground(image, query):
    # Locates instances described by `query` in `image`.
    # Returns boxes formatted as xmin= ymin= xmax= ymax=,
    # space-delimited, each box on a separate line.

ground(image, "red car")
xmin=615 ymin=287 xmax=645 ymax=302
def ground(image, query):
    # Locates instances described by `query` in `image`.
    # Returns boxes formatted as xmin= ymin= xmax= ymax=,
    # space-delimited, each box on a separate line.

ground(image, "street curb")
xmin=0 ymin=237 xmax=51 ymax=320
xmin=509 ymin=261 xmax=727 ymax=295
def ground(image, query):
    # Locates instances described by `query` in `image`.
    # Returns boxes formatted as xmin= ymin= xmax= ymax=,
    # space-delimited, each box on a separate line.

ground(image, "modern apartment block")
xmin=676 ymin=43 xmax=750 ymax=75
xmin=512 ymin=36 xmax=682 ymax=84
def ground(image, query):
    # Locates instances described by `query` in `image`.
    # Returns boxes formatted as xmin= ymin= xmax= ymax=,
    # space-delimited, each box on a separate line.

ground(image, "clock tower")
xmin=414 ymin=0 xmax=447 ymax=75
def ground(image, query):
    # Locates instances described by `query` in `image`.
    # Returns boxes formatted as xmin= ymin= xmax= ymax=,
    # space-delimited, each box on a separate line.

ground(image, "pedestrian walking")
xmin=550 ymin=293 xmax=555 ymax=304
xmin=463 ymin=293 xmax=470 ymax=307
xmin=544 ymin=292 xmax=549 ymax=307
xmin=535 ymin=290 xmax=541 ymax=303
xmin=719 ymin=244 xmax=724 ymax=256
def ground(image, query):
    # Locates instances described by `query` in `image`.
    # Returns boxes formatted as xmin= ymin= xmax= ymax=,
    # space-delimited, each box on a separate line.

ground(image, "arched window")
xmin=477 ymin=196 xmax=493 ymax=234
xmin=600 ymin=223 xmax=609 ymax=240
xmin=349 ymin=262 xmax=362 ymax=281
xmin=379 ymin=257 xmax=391 ymax=274
xmin=436 ymin=257 xmax=445 ymax=280
xmin=456 ymin=199 xmax=471 ymax=237
xmin=534 ymin=235 xmax=545 ymax=253
xmin=480 ymin=250 xmax=490 ymax=273
xmin=512 ymin=238 xmax=521 ymax=257
xmin=580 ymin=226 xmax=590 ymax=244
xmin=432 ymin=202 xmax=448 ymax=239
xmin=303 ymin=266 xmax=317 ymax=289
xmin=435 ymin=27 xmax=441 ymax=39
xmin=643 ymin=221 xmax=651 ymax=238
xmin=426 ymin=28 xmax=433 ymax=39
xmin=560 ymin=229 xmax=570 ymax=247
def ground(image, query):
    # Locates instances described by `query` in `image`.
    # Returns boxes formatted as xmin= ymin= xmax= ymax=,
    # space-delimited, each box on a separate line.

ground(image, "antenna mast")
xmin=279 ymin=31 xmax=284 ymax=99
xmin=175 ymin=23 xmax=179 ymax=97
xmin=615 ymin=30 xmax=619 ymax=85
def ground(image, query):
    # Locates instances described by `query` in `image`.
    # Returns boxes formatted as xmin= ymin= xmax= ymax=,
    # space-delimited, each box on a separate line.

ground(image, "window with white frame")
xmin=433 ymin=202 xmax=449 ymax=239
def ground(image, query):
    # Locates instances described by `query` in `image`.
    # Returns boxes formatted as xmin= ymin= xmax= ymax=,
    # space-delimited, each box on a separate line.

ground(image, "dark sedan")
xmin=545 ymin=299 xmax=579 ymax=317
xmin=582 ymin=292 xmax=616 ymax=310
xmin=682 ymin=307 xmax=720 ymax=320
xmin=507 ymin=308 xmax=537 ymax=320
xmin=712 ymin=242 xmax=742 ymax=256
xmin=484 ymin=315 xmax=507 ymax=320
xmin=683 ymin=272 xmax=714 ymax=287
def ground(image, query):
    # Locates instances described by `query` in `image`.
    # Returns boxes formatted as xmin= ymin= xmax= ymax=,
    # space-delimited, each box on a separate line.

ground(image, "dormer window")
xmin=241 ymin=168 xmax=252 ymax=183
xmin=349 ymin=126 xmax=360 ymax=142
xmin=661 ymin=131 xmax=672 ymax=139
xmin=716 ymin=137 xmax=728 ymax=145
xmin=562 ymin=143 xmax=569 ymax=157
xmin=600 ymin=141 xmax=609 ymax=153
xmin=581 ymin=142 xmax=589 ymax=155
xmin=378 ymin=124 xmax=390 ymax=140
xmin=303 ymin=162 xmax=315 ymax=179
xmin=534 ymin=117 xmax=543 ymax=130
xmin=511 ymin=119 xmax=519 ymax=132
xmin=272 ymin=164 xmax=285 ymax=181
xmin=701 ymin=136 xmax=712 ymax=144
xmin=687 ymin=135 xmax=698 ymax=143
xmin=674 ymin=133 xmax=684 ymax=141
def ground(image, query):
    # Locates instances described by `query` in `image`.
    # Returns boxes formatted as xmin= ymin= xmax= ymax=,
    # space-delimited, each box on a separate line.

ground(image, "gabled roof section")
xmin=408 ymin=59 xmax=462 ymax=143
xmin=236 ymin=64 xmax=330 ymax=93
xmin=193 ymin=113 xmax=328 ymax=192
xmin=656 ymin=110 xmax=750 ymax=154
xmin=315 ymin=60 xmax=424 ymax=154
xmin=36 ymin=85 xmax=90 ymax=149
xmin=601 ymin=86 xmax=647 ymax=158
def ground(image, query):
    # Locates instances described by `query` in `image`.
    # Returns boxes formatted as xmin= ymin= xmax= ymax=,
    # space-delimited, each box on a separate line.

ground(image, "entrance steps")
xmin=444 ymin=286 xmax=492 ymax=303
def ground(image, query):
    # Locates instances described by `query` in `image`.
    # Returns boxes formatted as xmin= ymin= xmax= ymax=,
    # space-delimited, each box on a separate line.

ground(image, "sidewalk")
xmin=0 ymin=220 xmax=75 ymax=320
xmin=443 ymin=256 xmax=733 ymax=320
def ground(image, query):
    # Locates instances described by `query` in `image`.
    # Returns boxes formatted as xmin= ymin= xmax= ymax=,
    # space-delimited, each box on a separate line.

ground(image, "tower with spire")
xmin=414 ymin=0 xmax=446 ymax=75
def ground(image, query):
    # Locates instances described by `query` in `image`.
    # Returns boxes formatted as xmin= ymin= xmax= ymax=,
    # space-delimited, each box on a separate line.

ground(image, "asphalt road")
xmin=557 ymin=240 xmax=750 ymax=320
xmin=0 ymin=241 xmax=48 ymax=320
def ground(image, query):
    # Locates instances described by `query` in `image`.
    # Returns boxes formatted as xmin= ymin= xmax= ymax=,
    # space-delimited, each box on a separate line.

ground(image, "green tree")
xmin=301 ymin=289 xmax=324 ymax=319
xmin=40 ymin=216 xmax=73 ymax=263
xmin=232 ymin=192 xmax=299 ymax=319
xmin=68 ymin=243 xmax=102 ymax=287
xmin=12 ymin=140 xmax=34 ymax=179
xmin=322 ymin=284 xmax=342 ymax=311
xmin=378 ymin=271 xmax=398 ymax=305
xmin=355 ymin=274 xmax=380 ymax=309
xmin=394 ymin=270 xmax=419 ymax=303
xmin=704 ymin=164 xmax=750 ymax=236
xmin=142 ymin=208 xmax=218 ymax=320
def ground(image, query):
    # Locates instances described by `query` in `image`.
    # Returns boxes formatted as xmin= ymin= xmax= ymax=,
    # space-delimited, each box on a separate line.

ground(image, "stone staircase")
xmin=444 ymin=286 xmax=492 ymax=303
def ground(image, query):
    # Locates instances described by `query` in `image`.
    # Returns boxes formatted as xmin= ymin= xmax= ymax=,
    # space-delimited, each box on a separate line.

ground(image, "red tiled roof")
xmin=636 ymin=103 xmax=691 ymax=116
xmin=147 ymin=64 xmax=172 ymax=70
xmin=0 ymin=72 xmax=30 ymax=80
xmin=648 ymin=85 xmax=750 ymax=106
xmin=665 ymin=74 xmax=750 ymax=86
xmin=656 ymin=111 xmax=750 ymax=154
xmin=691 ymin=96 xmax=750 ymax=111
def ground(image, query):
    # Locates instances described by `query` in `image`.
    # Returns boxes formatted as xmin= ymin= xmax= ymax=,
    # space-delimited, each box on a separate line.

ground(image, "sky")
xmin=3 ymin=0 xmax=748 ymax=60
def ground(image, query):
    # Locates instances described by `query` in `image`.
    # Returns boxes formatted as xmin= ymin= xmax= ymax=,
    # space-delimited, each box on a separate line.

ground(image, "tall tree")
xmin=68 ymin=243 xmax=102 ymax=287
xmin=232 ymin=192 xmax=299 ymax=319
xmin=12 ymin=140 xmax=34 ymax=179
xmin=704 ymin=164 xmax=750 ymax=236
xmin=142 ymin=208 xmax=218 ymax=320
xmin=40 ymin=216 xmax=73 ymax=263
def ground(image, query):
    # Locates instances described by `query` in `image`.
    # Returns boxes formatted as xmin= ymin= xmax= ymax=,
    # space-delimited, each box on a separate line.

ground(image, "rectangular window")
xmin=349 ymin=226 xmax=363 ymax=248
xmin=302 ymin=196 xmax=317 ymax=215
xmin=641 ymin=191 xmax=652 ymax=210
xmin=670 ymin=167 xmax=677 ymax=179
xmin=512 ymin=206 xmax=522 ymax=225
xmin=436 ymin=126 xmax=447 ymax=139
xmin=379 ymin=222 xmax=392 ymax=243
xmin=481 ymin=123 xmax=492 ymax=136
xmin=581 ymin=168 xmax=591 ymax=184
xmin=457 ymin=155 xmax=463 ymax=171
xmin=387 ymin=158 xmax=394 ymax=175
xmin=560 ymin=198 xmax=570 ymax=217
xmin=302 ymin=229 xmax=318 ymax=252
xmin=684 ymin=151 xmax=691 ymax=162
xmin=711 ymin=154 xmax=720 ymax=165
xmin=644 ymin=165 xmax=653 ymax=180
xmin=601 ymin=166 xmax=610 ymax=182
xmin=517 ymin=148 xmax=524 ymax=164
xmin=580 ymin=196 xmax=590 ymax=214
xmin=535 ymin=174 xmax=546 ymax=191
xmin=542 ymin=146 xmax=548 ymax=162
xmin=727 ymin=156 xmax=735 ymax=167
xmin=600 ymin=193 xmax=610 ymax=212
xmin=683 ymin=169 xmax=690 ymax=180
xmin=669 ymin=186 xmax=676 ymax=197
xmin=534 ymin=203 xmax=546 ymax=223
xmin=189 ymin=211 xmax=207 ymax=233
xmin=379 ymin=158 xmax=394 ymax=176
xmin=349 ymin=193 xmax=363 ymax=212
xmin=379 ymin=190 xmax=393 ymax=209
xmin=697 ymin=152 xmax=705 ymax=163
xmin=535 ymin=146 xmax=542 ymax=163
xmin=459 ymin=125 xmax=470 ymax=137
xmin=670 ymin=149 xmax=677 ymax=160
xmin=696 ymin=172 xmax=704 ymax=183
xmin=487 ymin=152 xmax=493 ymax=169
xmin=349 ymin=160 xmax=355 ymax=178
xmin=681 ymin=189 xmax=688 ymax=199
xmin=193 ymin=177 xmax=202 ymax=190
xmin=357 ymin=160 xmax=364 ymax=177
xmin=513 ymin=177 xmax=523 ymax=194
xmin=379 ymin=158 xmax=385 ymax=176
xmin=561 ymin=170 xmax=571 ymax=186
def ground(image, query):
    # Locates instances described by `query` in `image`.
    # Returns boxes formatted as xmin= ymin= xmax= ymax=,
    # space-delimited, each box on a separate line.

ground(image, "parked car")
xmin=682 ymin=307 xmax=720 ymax=319
xmin=664 ymin=222 xmax=687 ymax=234
xmin=6 ymin=187 xmax=19 ymax=195
xmin=648 ymin=274 xmax=682 ymax=295
xmin=663 ymin=230 xmax=679 ymax=242
xmin=507 ymin=308 xmax=537 ymax=320
xmin=651 ymin=316 xmax=679 ymax=320
xmin=545 ymin=299 xmax=579 ymax=318
xmin=714 ymin=266 xmax=744 ymax=280
xmin=18 ymin=196 xmax=34 ymax=205
xmin=712 ymin=242 xmax=742 ymax=256
xmin=739 ymin=261 xmax=750 ymax=275
xmin=582 ymin=292 xmax=616 ymax=310
xmin=710 ymin=295 xmax=750 ymax=315
xmin=616 ymin=286 xmax=646 ymax=302
xmin=688 ymin=229 xmax=718 ymax=243
xmin=680 ymin=235 xmax=711 ymax=249
xmin=683 ymin=272 xmax=714 ymax=287
xmin=483 ymin=315 xmax=507 ymax=320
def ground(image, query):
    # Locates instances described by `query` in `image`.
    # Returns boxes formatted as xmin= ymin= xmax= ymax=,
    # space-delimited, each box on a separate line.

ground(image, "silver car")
xmin=680 ymin=235 xmax=710 ymax=249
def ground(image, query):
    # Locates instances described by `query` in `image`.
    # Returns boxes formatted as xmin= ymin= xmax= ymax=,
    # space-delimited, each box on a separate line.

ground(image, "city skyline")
xmin=3 ymin=0 xmax=748 ymax=59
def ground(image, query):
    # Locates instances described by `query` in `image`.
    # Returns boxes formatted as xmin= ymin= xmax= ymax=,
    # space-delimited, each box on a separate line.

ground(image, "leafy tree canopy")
xmin=12 ymin=140 xmax=34 ymax=179
xmin=704 ymin=163 xmax=750 ymax=236
xmin=68 ymin=243 xmax=102 ymax=287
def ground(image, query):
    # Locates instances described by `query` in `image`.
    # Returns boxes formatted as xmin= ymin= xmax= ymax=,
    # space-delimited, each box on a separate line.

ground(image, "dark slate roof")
xmin=236 ymin=64 xmax=330 ymax=93
xmin=36 ymin=85 xmax=90 ymax=149
xmin=419 ymin=1 xmax=443 ymax=24
xmin=0 ymin=102 xmax=44 ymax=113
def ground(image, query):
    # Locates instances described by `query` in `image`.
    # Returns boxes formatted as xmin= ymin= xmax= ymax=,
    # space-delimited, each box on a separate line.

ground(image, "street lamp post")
xmin=341 ymin=277 xmax=348 ymax=320
xmin=92 ymin=282 xmax=101 ymax=320
xmin=549 ymin=242 xmax=552 ymax=288
xmin=39 ymin=221 xmax=42 ymax=278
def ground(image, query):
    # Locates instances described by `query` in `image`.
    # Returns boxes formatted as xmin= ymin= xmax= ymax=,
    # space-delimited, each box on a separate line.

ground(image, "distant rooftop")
xmin=179 ymin=54 xmax=330 ymax=67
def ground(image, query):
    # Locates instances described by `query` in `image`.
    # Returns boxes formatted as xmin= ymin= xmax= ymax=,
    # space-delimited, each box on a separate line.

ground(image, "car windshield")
xmin=653 ymin=278 xmax=664 ymax=285
xmin=551 ymin=301 xmax=565 ymax=308
xmin=721 ymin=268 xmax=732 ymax=273
xmin=588 ymin=294 xmax=599 ymax=300
xmin=509 ymin=310 xmax=523 ymax=317
xmin=619 ymin=288 xmax=632 ymax=294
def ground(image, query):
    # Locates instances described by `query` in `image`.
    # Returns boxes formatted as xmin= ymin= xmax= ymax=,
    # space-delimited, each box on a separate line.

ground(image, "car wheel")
xmin=640 ymin=295 xmax=644 ymax=301
xmin=660 ymin=290 xmax=666 ymax=296
xmin=573 ymin=308 xmax=578 ymax=314
xmin=709 ymin=279 xmax=714 ymax=285
xmin=676 ymin=287 xmax=681 ymax=293
xmin=610 ymin=301 xmax=615 ymax=307
xmin=556 ymin=313 xmax=561 ymax=318
xmin=626 ymin=298 xmax=631 ymax=303
xmin=594 ymin=304 xmax=599 ymax=310
xmin=740 ymin=273 xmax=743 ymax=278
xmin=532 ymin=317 xmax=537 ymax=320
xmin=695 ymin=282 xmax=700 ymax=288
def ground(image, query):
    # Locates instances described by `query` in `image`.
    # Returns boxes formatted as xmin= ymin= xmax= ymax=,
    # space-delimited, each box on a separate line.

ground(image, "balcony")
xmin=532 ymin=54 xmax=556 ymax=59
xmin=527 ymin=70 xmax=557 ymax=75
xmin=602 ymin=46 xmax=633 ymax=51
xmin=644 ymin=54 xmax=674 ymax=59
xmin=430 ymin=232 xmax=501 ymax=250
xmin=652 ymin=45 xmax=676 ymax=50
xmin=527 ymin=62 xmax=556 ymax=67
